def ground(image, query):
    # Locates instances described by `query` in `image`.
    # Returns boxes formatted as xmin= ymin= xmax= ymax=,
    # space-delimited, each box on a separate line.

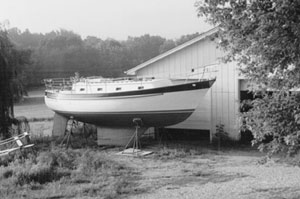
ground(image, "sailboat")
xmin=44 ymin=76 xmax=215 ymax=127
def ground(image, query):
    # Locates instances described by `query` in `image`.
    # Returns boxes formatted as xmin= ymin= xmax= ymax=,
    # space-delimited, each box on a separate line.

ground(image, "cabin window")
xmin=138 ymin=86 xmax=144 ymax=90
xmin=80 ymin=88 xmax=85 ymax=91
xmin=116 ymin=87 xmax=122 ymax=91
xmin=97 ymin=88 xmax=103 ymax=91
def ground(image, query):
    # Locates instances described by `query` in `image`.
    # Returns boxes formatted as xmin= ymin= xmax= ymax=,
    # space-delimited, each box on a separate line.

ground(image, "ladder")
xmin=0 ymin=132 xmax=35 ymax=157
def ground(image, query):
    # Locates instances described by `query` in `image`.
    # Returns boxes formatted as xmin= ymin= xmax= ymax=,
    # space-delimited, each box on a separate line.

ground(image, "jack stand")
xmin=123 ymin=118 xmax=143 ymax=155
xmin=60 ymin=116 xmax=76 ymax=148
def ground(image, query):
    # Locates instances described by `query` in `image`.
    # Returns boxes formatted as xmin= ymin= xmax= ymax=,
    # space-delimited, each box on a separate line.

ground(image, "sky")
xmin=0 ymin=0 xmax=213 ymax=40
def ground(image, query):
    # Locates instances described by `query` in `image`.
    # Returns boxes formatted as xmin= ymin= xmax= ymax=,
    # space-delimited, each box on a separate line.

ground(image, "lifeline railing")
xmin=43 ymin=76 xmax=156 ymax=91
xmin=44 ymin=78 xmax=73 ymax=91
xmin=162 ymin=63 xmax=219 ymax=82
xmin=43 ymin=64 xmax=218 ymax=92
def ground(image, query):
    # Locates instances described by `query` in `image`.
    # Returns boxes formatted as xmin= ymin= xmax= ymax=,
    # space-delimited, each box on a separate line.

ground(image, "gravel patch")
xmin=124 ymin=151 xmax=300 ymax=199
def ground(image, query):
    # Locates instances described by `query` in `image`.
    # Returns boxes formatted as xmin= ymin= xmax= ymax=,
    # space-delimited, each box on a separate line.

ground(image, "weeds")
xmin=15 ymin=165 xmax=58 ymax=185
xmin=212 ymin=124 xmax=239 ymax=149
xmin=213 ymin=124 xmax=230 ymax=143
xmin=0 ymin=148 xmax=143 ymax=199
xmin=155 ymin=144 xmax=204 ymax=160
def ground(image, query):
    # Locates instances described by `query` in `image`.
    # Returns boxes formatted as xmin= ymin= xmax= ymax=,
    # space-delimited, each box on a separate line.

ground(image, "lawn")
xmin=2 ymin=140 xmax=300 ymax=199
xmin=0 ymin=145 xmax=144 ymax=199
xmin=14 ymin=87 xmax=54 ymax=137
xmin=14 ymin=92 xmax=54 ymax=120
xmin=4 ymin=92 xmax=144 ymax=199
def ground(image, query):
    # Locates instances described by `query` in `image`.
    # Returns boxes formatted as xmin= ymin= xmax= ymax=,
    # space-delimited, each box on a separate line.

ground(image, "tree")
xmin=0 ymin=30 xmax=15 ymax=138
xmin=8 ymin=28 xmax=43 ymax=49
xmin=84 ymin=36 xmax=103 ymax=49
xmin=196 ymin=0 xmax=300 ymax=155
xmin=126 ymin=34 xmax=166 ymax=66
xmin=0 ymin=27 xmax=32 ymax=138
xmin=175 ymin=32 xmax=200 ymax=46
xmin=159 ymin=39 xmax=176 ymax=54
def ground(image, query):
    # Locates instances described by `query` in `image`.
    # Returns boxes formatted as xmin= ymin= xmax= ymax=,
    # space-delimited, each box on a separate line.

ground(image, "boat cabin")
xmin=71 ymin=77 xmax=173 ymax=93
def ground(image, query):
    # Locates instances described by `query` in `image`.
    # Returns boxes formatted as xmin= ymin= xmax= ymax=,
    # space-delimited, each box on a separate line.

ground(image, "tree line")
xmin=7 ymin=28 xmax=200 ymax=87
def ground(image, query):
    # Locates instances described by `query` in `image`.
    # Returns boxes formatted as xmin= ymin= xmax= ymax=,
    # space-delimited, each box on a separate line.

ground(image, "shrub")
xmin=15 ymin=164 xmax=54 ymax=185
xmin=243 ymin=92 xmax=300 ymax=156
xmin=0 ymin=148 xmax=143 ymax=199
xmin=36 ymin=149 xmax=80 ymax=169
xmin=74 ymin=150 xmax=113 ymax=176
xmin=214 ymin=124 xmax=230 ymax=141
xmin=2 ymin=169 xmax=13 ymax=178
xmin=212 ymin=124 xmax=236 ymax=148
xmin=0 ymin=150 xmax=74 ymax=186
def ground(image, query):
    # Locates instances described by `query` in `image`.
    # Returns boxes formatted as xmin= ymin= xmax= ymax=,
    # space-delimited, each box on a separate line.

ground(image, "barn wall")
xmin=138 ymin=38 xmax=219 ymax=79
xmin=135 ymin=37 xmax=240 ymax=139
xmin=210 ymin=62 xmax=240 ymax=139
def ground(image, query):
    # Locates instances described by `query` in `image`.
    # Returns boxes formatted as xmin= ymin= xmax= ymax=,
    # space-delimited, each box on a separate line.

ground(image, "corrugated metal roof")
xmin=125 ymin=27 xmax=219 ymax=75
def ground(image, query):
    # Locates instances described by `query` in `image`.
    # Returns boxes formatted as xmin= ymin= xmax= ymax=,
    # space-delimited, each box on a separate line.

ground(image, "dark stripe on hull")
xmin=46 ymin=79 xmax=215 ymax=99
xmin=55 ymin=110 xmax=194 ymax=127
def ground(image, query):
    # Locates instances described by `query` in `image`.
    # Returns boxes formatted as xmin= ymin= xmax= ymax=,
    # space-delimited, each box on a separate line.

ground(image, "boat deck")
xmin=44 ymin=76 xmax=208 ymax=94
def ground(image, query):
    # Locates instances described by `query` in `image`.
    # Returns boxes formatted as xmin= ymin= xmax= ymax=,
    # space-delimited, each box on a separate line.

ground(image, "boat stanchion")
xmin=60 ymin=116 xmax=76 ymax=148
xmin=123 ymin=118 xmax=143 ymax=155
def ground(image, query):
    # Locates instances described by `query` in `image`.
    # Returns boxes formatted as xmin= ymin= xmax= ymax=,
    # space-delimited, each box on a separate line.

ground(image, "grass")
xmin=14 ymin=95 xmax=54 ymax=120
xmin=155 ymin=145 xmax=202 ymax=160
xmin=7 ymin=95 xmax=147 ymax=198
xmin=0 ymin=145 xmax=144 ymax=199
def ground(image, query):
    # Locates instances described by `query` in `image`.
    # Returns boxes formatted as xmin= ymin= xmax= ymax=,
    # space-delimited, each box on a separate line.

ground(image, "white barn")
xmin=126 ymin=28 xmax=248 ymax=140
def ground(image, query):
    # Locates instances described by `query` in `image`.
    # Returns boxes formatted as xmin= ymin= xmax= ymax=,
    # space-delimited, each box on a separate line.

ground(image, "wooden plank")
xmin=191 ymin=43 xmax=198 ymax=70
xmin=227 ymin=63 xmax=237 ymax=93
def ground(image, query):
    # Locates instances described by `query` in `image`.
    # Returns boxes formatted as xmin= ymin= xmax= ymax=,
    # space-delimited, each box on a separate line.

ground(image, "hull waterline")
xmin=53 ymin=109 xmax=194 ymax=127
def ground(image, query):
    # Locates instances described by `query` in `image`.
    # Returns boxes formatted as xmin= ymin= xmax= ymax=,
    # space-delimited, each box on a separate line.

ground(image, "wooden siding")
xmin=138 ymin=38 xmax=219 ymax=78
xmin=210 ymin=62 xmax=240 ymax=139
xmin=135 ymin=37 xmax=240 ymax=139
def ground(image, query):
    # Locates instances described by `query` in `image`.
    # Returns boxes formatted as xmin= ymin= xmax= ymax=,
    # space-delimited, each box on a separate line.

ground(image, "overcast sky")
xmin=0 ymin=0 xmax=212 ymax=40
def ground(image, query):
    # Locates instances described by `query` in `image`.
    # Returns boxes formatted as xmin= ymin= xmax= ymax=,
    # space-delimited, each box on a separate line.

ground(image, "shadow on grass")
xmin=169 ymin=171 xmax=249 ymax=187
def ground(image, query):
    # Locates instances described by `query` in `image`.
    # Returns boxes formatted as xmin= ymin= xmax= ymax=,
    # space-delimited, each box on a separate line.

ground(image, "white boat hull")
xmin=45 ymin=79 xmax=215 ymax=127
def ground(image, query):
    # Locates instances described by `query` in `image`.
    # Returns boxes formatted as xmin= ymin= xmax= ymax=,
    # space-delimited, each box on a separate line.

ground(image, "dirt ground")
xmin=104 ymin=146 xmax=300 ymax=199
